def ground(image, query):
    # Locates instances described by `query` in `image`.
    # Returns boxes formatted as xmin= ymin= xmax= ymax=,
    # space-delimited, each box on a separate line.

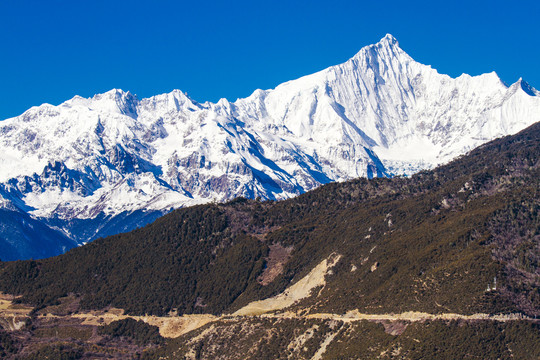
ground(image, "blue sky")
xmin=1 ymin=0 xmax=539 ymax=119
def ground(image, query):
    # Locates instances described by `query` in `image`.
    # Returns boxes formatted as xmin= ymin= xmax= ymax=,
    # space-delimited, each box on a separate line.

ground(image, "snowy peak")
xmin=62 ymin=89 xmax=139 ymax=119
xmin=356 ymin=33 xmax=401 ymax=56
xmin=517 ymin=78 xmax=540 ymax=96
xmin=381 ymin=33 xmax=398 ymax=45
xmin=504 ymin=78 xmax=540 ymax=99
xmin=352 ymin=33 xmax=410 ymax=66
xmin=139 ymin=89 xmax=201 ymax=116
xmin=368 ymin=33 xmax=402 ymax=55
xmin=90 ymin=89 xmax=139 ymax=118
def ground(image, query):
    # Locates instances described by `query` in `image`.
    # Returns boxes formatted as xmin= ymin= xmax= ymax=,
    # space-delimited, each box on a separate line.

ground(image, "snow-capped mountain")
xmin=1 ymin=34 xmax=539 ymax=260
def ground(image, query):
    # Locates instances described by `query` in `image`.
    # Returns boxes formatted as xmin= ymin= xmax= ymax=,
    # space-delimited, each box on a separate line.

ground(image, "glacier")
xmin=0 ymin=34 xmax=539 ymax=260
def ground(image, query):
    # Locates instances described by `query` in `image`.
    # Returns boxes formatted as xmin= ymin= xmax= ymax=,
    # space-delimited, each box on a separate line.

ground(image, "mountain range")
xmin=1 ymin=34 xmax=539 ymax=260
xmin=0 ymin=120 xmax=538 ymax=359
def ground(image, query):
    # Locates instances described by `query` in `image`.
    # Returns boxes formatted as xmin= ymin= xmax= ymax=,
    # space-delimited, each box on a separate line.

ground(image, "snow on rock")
xmin=0 ymin=34 xmax=539 ymax=252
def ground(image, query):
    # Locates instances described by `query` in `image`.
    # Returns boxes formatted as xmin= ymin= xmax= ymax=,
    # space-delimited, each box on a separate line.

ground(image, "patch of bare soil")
xmin=378 ymin=320 xmax=409 ymax=335
xmin=234 ymin=253 xmax=342 ymax=316
xmin=257 ymin=243 xmax=293 ymax=285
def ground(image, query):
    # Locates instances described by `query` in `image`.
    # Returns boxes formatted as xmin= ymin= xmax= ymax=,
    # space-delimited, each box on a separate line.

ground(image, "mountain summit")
xmin=0 ymin=35 xmax=539 ymax=260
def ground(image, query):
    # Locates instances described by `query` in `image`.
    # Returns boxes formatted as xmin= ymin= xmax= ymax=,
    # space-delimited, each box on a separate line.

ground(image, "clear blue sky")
xmin=1 ymin=0 xmax=539 ymax=119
